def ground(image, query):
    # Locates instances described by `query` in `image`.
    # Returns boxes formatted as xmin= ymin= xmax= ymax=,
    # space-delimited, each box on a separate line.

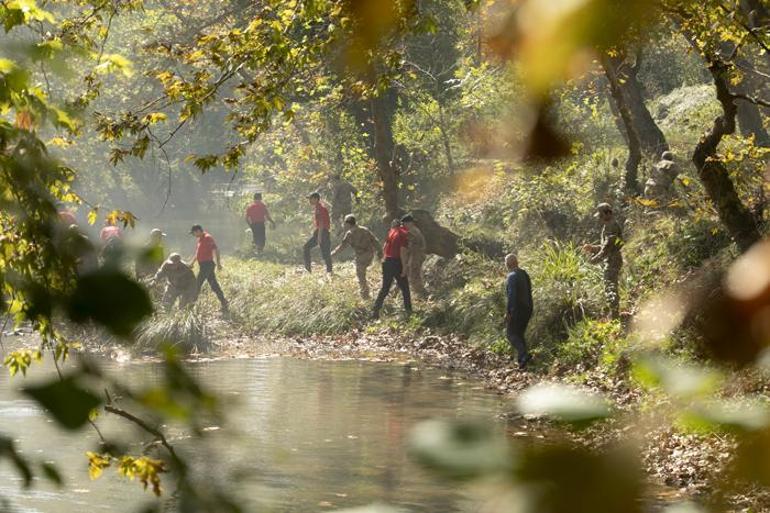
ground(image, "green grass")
xmin=135 ymin=308 xmax=211 ymax=355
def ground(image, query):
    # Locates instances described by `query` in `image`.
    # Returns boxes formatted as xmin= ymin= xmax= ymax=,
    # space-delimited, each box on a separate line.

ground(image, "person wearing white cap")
xmin=135 ymin=228 xmax=167 ymax=280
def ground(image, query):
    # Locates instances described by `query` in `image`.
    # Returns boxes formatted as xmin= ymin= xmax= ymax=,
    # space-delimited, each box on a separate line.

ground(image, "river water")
xmin=0 ymin=356 xmax=509 ymax=513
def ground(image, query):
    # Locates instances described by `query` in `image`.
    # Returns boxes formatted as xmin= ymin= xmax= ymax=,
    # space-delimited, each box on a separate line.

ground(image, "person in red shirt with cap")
xmin=244 ymin=192 xmax=275 ymax=254
xmin=303 ymin=191 xmax=333 ymax=273
xmin=372 ymin=217 xmax=412 ymax=319
xmin=190 ymin=224 xmax=228 ymax=312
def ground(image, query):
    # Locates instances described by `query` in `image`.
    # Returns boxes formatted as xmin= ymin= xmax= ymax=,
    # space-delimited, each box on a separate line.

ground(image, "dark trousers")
xmin=303 ymin=229 xmax=332 ymax=273
xmin=196 ymin=261 xmax=227 ymax=308
xmin=250 ymin=222 xmax=266 ymax=251
xmin=506 ymin=311 xmax=531 ymax=365
xmin=373 ymin=258 xmax=412 ymax=314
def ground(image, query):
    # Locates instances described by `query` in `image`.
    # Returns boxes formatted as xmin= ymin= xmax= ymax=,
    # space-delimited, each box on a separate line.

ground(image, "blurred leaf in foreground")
xmin=409 ymin=419 xmax=512 ymax=480
xmin=516 ymin=383 xmax=611 ymax=425
xmin=23 ymin=376 xmax=101 ymax=430
xmin=66 ymin=269 xmax=153 ymax=337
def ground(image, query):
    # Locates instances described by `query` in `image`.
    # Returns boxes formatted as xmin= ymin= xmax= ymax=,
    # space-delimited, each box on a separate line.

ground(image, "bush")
xmin=135 ymin=308 xmax=211 ymax=355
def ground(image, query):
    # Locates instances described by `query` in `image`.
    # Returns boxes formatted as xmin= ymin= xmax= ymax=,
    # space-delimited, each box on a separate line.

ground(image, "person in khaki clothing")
xmin=582 ymin=203 xmax=623 ymax=319
xmin=149 ymin=253 xmax=198 ymax=311
xmin=401 ymin=214 xmax=427 ymax=298
xmin=331 ymin=215 xmax=382 ymax=299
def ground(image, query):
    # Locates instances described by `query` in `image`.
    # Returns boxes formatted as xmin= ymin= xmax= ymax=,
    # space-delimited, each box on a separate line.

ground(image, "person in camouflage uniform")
xmin=135 ymin=228 xmax=167 ymax=280
xmin=150 ymin=253 xmax=197 ymax=311
xmin=644 ymin=151 xmax=679 ymax=202
xmin=329 ymin=175 xmax=359 ymax=224
xmin=331 ymin=215 xmax=382 ymax=299
xmin=583 ymin=203 xmax=623 ymax=319
xmin=401 ymin=214 xmax=427 ymax=298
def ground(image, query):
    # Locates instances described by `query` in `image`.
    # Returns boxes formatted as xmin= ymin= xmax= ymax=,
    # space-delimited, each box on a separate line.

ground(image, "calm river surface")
xmin=0 ymin=356 xmax=509 ymax=513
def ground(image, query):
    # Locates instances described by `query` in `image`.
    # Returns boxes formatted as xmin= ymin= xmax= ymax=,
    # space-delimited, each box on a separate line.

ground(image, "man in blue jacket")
xmin=505 ymin=253 xmax=533 ymax=369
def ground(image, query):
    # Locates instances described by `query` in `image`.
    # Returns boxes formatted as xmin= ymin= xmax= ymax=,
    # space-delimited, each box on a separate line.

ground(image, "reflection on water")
xmin=0 ymin=357 xmax=508 ymax=512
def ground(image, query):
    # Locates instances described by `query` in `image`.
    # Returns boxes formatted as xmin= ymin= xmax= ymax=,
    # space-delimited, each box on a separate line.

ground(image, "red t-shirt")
xmin=100 ymin=225 xmax=121 ymax=242
xmin=195 ymin=232 xmax=218 ymax=263
xmin=246 ymin=201 xmax=268 ymax=224
xmin=314 ymin=202 xmax=331 ymax=231
xmin=383 ymin=227 xmax=408 ymax=259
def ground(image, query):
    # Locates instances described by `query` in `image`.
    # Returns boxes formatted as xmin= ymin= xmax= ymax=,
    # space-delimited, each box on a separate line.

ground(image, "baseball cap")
xmin=151 ymin=228 xmax=167 ymax=237
xmin=307 ymin=191 xmax=321 ymax=200
xmin=400 ymin=214 xmax=415 ymax=224
xmin=189 ymin=224 xmax=203 ymax=234
xmin=594 ymin=203 xmax=612 ymax=217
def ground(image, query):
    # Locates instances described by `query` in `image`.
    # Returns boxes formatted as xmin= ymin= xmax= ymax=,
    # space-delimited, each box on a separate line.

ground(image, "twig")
xmin=104 ymin=405 xmax=180 ymax=464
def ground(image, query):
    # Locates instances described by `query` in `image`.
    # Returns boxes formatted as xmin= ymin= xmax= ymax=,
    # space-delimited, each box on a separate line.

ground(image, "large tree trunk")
xmin=370 ymin=88 xmax=402 ymax=220
xmin=602 ymin=54 xmax=643 ymax=196
xmin=693 ymin=64 xmax=761 ymax=253
xmin=615 ymin=50 xmax=669 ymax=157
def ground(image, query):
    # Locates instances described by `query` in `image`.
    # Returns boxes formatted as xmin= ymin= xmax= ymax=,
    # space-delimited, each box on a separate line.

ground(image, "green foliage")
xmin=3 ymin=348 xmax=42 ymax=377
xmin=554 ymin=319 xmax=625 ymax=371
xmin=67 ymin=269 xmax=153 ymax=337
xmin=23 ymin=375 xmax=102 ymax=430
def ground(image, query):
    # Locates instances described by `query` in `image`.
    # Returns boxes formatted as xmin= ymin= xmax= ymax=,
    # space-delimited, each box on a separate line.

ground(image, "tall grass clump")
xmin=135 ymin=308 xmax=211 ymax=355
xmin=422 ymin=252 xmax=506 ymax=345
xmin=526 ymin=240 xmax=604 ymax=353
xmin=219 ymin=258 xmax=367 ymax=336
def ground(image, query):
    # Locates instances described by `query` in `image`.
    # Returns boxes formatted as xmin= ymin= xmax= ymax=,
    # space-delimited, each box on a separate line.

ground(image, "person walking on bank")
xmin=331 ymin=214 xmax=382 ymax=299
xmin=582 ymin=203 xmax=623 ymax=319
xmin=245 ymin=192 xmax=276 ymax=254
xmin=190 ymin=224 xmax=229 ymax=313
xmin=372 ymin=220 xmax=412 ymax=319
xmin=401 ymin=214 xmax=427 ymax=298
xmin=504 ymin=253 xmax=533 ymax=369
xmin=303 ymin=192 xmax=333 ymax=274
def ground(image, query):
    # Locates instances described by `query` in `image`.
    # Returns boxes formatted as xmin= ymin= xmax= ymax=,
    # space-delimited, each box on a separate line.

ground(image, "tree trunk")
xmin=692 ymin=64 xmax=761 ymax=253
xmin=617 ymin=50 xmax=669 ymax=157
xmin=602 ymin=54 xmax=643 ymax=196
xmin=437 ymin=104 xmax=455 ymax=175
xmin=369 ymin=88 xmax=402 ymax=220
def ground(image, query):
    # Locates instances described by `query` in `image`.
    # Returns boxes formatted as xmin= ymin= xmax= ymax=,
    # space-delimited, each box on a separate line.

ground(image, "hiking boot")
xmin=518 ymin=354 xmax=533 ymax=370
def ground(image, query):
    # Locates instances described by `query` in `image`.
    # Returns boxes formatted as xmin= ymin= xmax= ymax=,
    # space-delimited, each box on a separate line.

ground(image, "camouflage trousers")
xmin=604 ymin=258 xmax=622 ymax=320
xmin=162 ymin=283 xmax=197 ymax=311
xmin=355 ymin=252 xmax=374 ymax=299
xmin=407 ymin=253 xmax=426 ymax=298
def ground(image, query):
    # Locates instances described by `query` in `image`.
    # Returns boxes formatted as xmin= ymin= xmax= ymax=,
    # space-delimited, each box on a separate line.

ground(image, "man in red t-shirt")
xmin=372 ymin=217 xmax=412 ymax=319
xmin=245 ymin=192 xmax=275 ymax=254
xmin=303 ymin=191 xmax=333 ymax=273
xmin=190 ymin=224 xmax=228 ymax=312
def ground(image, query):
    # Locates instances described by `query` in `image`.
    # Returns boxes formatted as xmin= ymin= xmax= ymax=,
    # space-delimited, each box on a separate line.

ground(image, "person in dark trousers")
xmin=505 ymin=253 xmax=533 ymax=369
xmin=303 ymin=191 xmax=333 ymax=273
xmin=190 ymin=224 xmax=228 ymax=313
xmin=372 ymin=219 xmax=412 ymax=319
xmin=245 ymin=192 xmax=275 ymax=254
